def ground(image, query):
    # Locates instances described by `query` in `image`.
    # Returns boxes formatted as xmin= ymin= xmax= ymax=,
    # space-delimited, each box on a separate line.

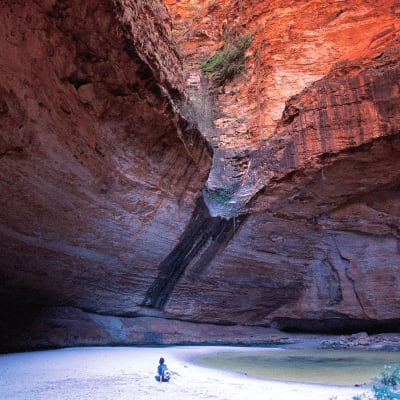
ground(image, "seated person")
xmin=156 ymin=357 xmax=170 ymax=382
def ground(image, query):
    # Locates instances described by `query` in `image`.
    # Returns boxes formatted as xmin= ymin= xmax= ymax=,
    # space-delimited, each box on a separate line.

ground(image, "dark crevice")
xmin=273 ymin=316 xmax=400 ymax=334
xmin=0 ymin=146 xmax=24 ymax=157
xmin=65 ymin=73 xmax=91 ymax=89
xmin=142 ymin=197 xmax=244 ymax=310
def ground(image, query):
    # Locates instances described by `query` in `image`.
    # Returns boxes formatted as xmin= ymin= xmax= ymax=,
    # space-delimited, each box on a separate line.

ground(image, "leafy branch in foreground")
xmin=372 ymin=365 xmax=400 ymax=400
xmin=330 ymin=365 xmax=400 ymax=400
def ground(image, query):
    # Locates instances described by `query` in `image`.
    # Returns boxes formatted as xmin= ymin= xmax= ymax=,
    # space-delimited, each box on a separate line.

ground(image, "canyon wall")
xmin=0 ymin=0 xmax=212 ymax=350
xmin=163 ymin=0 xmax=400 ymax=332
xmin=1 ymin=0 xmax=400 ymax=351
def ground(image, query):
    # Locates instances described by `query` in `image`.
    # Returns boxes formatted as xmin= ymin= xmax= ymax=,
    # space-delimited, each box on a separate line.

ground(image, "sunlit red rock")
xmin=1 ymin=0 xmax=400 ymax=351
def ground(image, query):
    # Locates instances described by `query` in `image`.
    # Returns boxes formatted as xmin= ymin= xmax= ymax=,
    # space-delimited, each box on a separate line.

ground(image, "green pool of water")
xmin=195 ymin=349 xmax=400 ymax=386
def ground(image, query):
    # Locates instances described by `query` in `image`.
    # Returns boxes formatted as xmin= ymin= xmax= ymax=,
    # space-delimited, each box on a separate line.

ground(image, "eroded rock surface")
xmin=0 ymin=0 xmax=210 ymax=340
xmin=163 ymin=0 xmax=400 ymax=332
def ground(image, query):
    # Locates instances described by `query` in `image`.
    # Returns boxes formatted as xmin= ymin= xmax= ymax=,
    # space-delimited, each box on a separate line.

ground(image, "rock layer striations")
xmin=1 ymin=0 xmax=400 ymax=350
xmin=165 ymin=0 xmax=400 ymax=331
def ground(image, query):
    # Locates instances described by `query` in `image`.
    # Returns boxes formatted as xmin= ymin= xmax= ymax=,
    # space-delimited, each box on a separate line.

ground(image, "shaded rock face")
xmin=1 ymin=0 xmax=400 ymax=351
xmin=0 ymin=0 xmax=210 ymax=325
xmin=169 ymin=135 xmax=400 ymax=330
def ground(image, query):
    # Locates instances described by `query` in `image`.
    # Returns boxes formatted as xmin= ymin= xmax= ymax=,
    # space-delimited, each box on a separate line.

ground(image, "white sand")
xmin=0 ymin=346 xmax=367 ymax=400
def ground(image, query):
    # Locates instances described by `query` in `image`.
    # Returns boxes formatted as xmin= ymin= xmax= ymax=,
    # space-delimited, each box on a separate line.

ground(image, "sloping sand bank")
xmin=0 ymin=346 xmax=366 ymax=400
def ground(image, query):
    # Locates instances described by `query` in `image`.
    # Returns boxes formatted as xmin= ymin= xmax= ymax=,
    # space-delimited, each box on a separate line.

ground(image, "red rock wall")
xmin=1 ymin=0 xmax=400 ymax=350
xmin=161 ymin=0 xmax=400 ymax=330
xmin=0 ymin=0 xmax=210 ymax=319
xmin=166 ymin=0 xmax=400 ymax=146
xmin=163 ymin=0 xmax=400 ymax=332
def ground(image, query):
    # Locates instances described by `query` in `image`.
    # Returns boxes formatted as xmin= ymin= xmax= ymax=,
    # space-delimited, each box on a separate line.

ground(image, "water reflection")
xmin=196 ymin=349 xmax=400 ymax=386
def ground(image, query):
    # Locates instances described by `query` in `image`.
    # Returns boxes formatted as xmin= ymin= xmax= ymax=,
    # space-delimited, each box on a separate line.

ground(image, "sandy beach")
xmin=0 ymin=346 xmax=369 ymax=400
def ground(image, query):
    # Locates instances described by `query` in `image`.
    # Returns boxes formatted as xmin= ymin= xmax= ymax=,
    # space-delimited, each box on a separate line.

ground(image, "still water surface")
xmin=196 ymin=349 xmax=400 ymax=385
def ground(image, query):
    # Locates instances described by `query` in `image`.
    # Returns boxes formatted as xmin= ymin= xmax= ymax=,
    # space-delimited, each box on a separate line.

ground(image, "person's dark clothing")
xmin=157 ymin=363 xmax=170 ymax=382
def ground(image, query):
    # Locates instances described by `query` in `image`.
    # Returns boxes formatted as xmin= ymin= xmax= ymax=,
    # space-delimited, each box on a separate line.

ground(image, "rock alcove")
xmin=1 ymin=0 xmax=400 ymax=352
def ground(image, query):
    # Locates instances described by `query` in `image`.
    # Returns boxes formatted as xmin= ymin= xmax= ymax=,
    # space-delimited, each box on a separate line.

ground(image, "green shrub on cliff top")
xmin=201 ymin=33 xmax=252 ymax=85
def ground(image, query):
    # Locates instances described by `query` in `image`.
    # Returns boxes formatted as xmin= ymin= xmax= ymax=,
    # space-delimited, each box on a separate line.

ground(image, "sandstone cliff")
xmin=1 ymin=0 xmax=400 ymax=351
xmin=163 ymin=0 xmax=400 ymax=332
xmin=0 ymin=0 xmax=211 ymax=349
